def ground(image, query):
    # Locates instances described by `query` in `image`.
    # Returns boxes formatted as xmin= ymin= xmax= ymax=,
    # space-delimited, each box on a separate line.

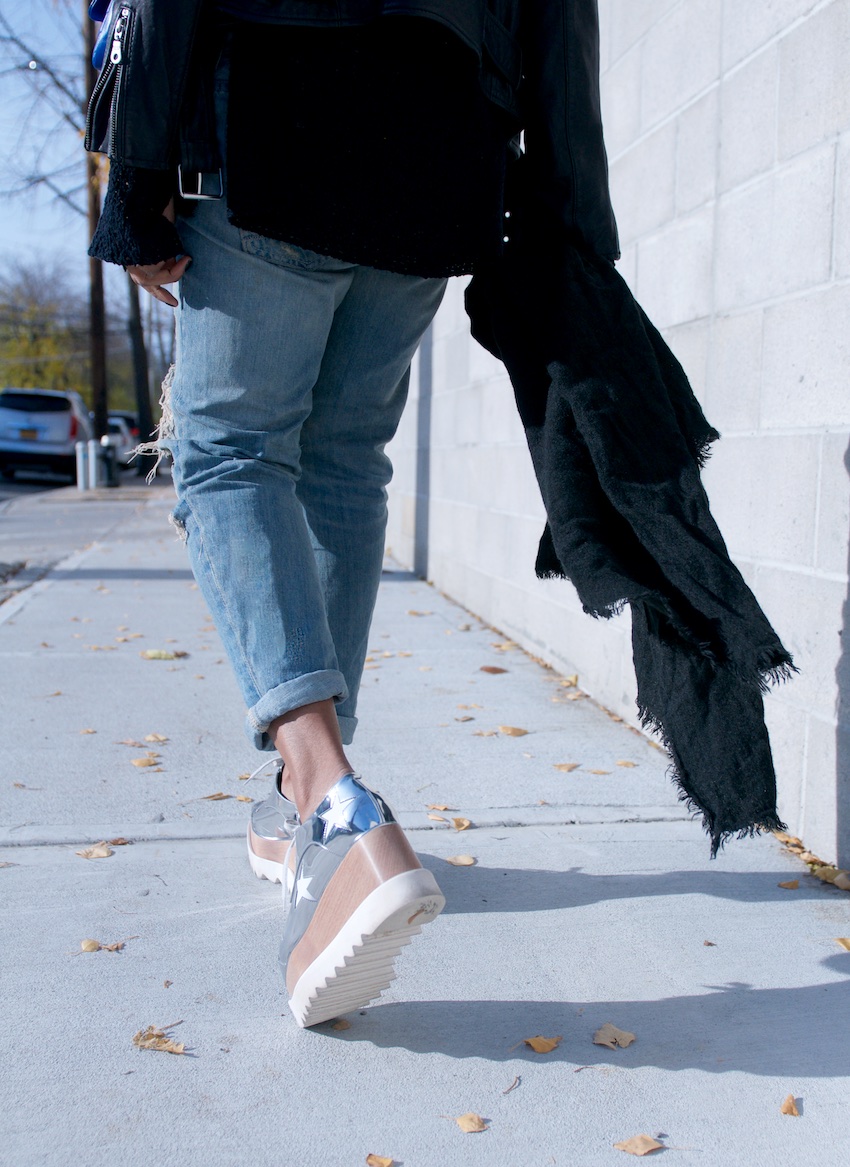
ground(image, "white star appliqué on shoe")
xmin=295 ymin=873 xmax=316 ymax=903
xmin=318 ymin=787 xmax=359 ymax=842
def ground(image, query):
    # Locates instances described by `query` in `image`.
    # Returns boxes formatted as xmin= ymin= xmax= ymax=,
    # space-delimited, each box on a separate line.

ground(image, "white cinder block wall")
xmin=385 ymin=0 xmax=850 ymax=865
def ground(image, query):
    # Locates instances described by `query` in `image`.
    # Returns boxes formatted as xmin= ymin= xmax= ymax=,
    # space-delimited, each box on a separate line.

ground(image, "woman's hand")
xmin=126 ymin=198 xmax=190 ymax=308
xmin=127 ymin=254 xmax=191 ymax=307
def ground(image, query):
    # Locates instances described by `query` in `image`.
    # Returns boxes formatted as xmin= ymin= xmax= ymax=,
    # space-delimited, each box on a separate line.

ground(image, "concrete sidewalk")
xmin=2 ymin=490 xmax=848 ymax=1166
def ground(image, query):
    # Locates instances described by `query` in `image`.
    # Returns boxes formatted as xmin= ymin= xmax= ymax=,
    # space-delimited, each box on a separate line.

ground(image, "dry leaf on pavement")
xmin=473 ymin=730 xmax=498 ymax=737
xmin=406 ymin=609 xmax=432 ymax=616
xmin=778 ymin=880 xmax=799 ymax=890
xmin=145 ymin=733 xmax=169 ymax=743
xmin=79 ymin=728 xmax=97 ymax=735
xmin=499 ymin=725 xmax=528 ymax=737
xmin=560 ymin=675 xmax=578 ymax=687
xmin=616 ymin=761 xmax=637 ymax=768
xmin=502 ymin=1075 xmax=520 ymax=1094
xmin=76 ymin=842 xmax=114 ymax=860
xmin=108 ymin=837 xmax=132 ymax=846
xmin=588 ymin=769 xmax=611 ymax=775
xmin=613 ymin=1135 xmax=664 ymax=1156
xmin=780 ymin=1094 xmax=800 ymax=1116
xmin=140 ymin=649 xmax=178 ymax=661
xmin=236 ymin=795 xmax=253 ymax=803
xmin=132 ymin=1023 xmax=185 ymax=1055
xmin=455 ymin=715 xmax=474 ymax=722
xmin=117 ymin=739 xmax=144 ymax=748
xmin=523 ymin=1035 xmax=562 ymax=1054
xmin=453 ymin=1113 xmax=488 ymax=1133
xmin=833 ymin=873 xmax=850 ymax=891
xmin=80 ymin=939 xmax=101 ymax=952
xmin=480 ymin=666 xmax=507 ymax=675
xmin=553 ymin=763 xmax=580 ymax=772
xmin=202 ymin=792 xmax=232 ymax=801
xmin=775 ymin=831 xmax=803 ymax=846
xmin=446 ymin=855 xmax=476 ymax=866
xmin=452 ymin=817 xmax=472 ymax=831
xmin=131 ymin=756 xmax=160 ymax=768
xmin=812 ymin=866 xmax=841 ymax=883
xmin=365 ymin=1155 xmax=394 ymax=1167
xmin=427 ymin=804 xmax=455 ymax=811
xmin=799 ymin=851 xmax=826 ymax=866
xmin=593 ymin=1023 xmax=636 ymax=1049
xmin=835 ymin=938 xmax=850 ymax=952
xmin=427 ymin=814 xmax=448 ymax=822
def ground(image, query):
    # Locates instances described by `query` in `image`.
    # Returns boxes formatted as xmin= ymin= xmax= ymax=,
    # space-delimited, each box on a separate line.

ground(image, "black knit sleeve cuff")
xmin=89 ymin=161 xmax=184 ymax=267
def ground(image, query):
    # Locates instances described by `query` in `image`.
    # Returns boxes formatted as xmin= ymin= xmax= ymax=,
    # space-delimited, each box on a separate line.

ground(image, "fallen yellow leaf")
xmin=79 ymin=728 xmax=97 ymax=735
xmin=406 ymin=610 xmax=432 ymax=616
xmin=145 ymin=733 xmax=169 ymax=743
xmin=616 ymin=760 xmax=637 ymax=768
xmin=812 ymin=866 xmax=841 ymax=884
xmin=588 ymin=769 xmax=611 ymax=775
xmin=593 ymin=1023 xmax=636 ymax=1049
xmin=498 ymin=725 xmax=528 ymax=737
xmin=473 ymin=730 xmax=498 ymax=737
xmin=131 ymin=756 xmax=159 ymax=768
xmin=613 ymin=1135 xmax=664 ymax=1156
xmin=778 ymin=880 xmax=799 ymax=890
xmin=445 ymin=855 xmax=477 ymax=866
xmin=81 ymin=939 xmax=101 ymax=952
xmin=101 ymin=941 xmax=126 ymax=952
xmin=140 ymin=649 xmax=177 ymax=661
xmin=553 ymin=763 xmax=580 ymax=772
xmin=365 ymin=1156 xmax=393 ymax=1167
xmin=235 ymin=795 xmax=253 ymax=803
xmin=560 ymin=675 xmax=578 ymax=688
xmin=453 ymin=1113 xmax=487 ymax=1133
xmin=780 ymin=1094 xmax=800 ymax=1117
xmin=774 ymin=831 xmax=803 ymax=846
xmin=799 ymin=851 xmax=826 ymax=866
xmin=523 ymin=1035 xmax=562 ymax=1054
xmin=132 ymin=1024 xmax=185 ymax=1055
xmin=427 ymin=804 xmax=455 ymax=811
xmin=117 ymin=739 xmax=144 ymax=748
xmin=835 ymin=938 xmax=850 ymax=952
xmin=427 ymin=814 xmax=448 ymax=822
xmin=108 ymin=837 xmax=131 ymax=846
xmin=76 ymin=842 xmax=114 ymax=860
xmin=452 ymin=817 xmax=472 ymax=832
xmin=202 ymin=792 xmax=232 ymax=801
xmin=833 ymin=873 xmax=850 ymax=892
xmin=480 ymin=666 xmax=507 ymax=675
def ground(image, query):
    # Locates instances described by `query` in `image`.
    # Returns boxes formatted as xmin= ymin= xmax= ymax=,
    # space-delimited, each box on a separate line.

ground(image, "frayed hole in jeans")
xmin=134 ymin=363 xmax=176 ymax=484
xmin=168 ymin=509 xmax=188 ymax=543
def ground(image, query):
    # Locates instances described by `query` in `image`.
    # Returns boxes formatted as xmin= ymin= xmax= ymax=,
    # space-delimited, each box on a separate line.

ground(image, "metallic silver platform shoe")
xmin=280 ymin=773 xmax=445 ymax=1028
xmin=246 ymin=757 xmax=299 ymax=887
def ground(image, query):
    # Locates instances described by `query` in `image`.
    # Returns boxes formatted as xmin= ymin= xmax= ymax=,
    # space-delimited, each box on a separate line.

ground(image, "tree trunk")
xmin=126 ymin=275 xmax=157 ymax=477
xmin=84 ymin=10 xmax=108 ymax=438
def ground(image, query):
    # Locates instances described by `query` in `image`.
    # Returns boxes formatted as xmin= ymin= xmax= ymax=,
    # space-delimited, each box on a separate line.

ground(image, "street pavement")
xmin=1 ymin=486 xmax=849 ymax=1167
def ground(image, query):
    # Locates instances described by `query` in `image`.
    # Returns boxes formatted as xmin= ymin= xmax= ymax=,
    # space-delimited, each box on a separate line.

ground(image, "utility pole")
xmin=83 ymin=6 xmax=108 ymax=438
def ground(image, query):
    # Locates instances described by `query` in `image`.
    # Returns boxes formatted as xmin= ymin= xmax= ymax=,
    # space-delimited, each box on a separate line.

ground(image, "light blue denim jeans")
xmin=166 ymin=187 xmax=446 ymax=750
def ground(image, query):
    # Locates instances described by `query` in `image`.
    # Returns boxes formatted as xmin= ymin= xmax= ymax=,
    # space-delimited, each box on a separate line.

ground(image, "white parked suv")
xmin=0 ymin=387 xmax=94 ymax=481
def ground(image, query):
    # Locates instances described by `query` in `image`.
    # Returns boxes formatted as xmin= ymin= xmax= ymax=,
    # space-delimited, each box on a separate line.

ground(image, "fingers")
xmin=127 ymin=253 xmax=192 ymax=308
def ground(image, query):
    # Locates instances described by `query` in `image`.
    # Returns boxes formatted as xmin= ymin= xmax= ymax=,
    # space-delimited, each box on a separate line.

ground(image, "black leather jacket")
xmin=85 ymin=0 xmax=619 ymax=261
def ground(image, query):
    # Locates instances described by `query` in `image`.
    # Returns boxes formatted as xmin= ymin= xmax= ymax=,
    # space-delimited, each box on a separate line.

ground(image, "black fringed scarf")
xmin=466 ymin=183 xmax=795 ymax=855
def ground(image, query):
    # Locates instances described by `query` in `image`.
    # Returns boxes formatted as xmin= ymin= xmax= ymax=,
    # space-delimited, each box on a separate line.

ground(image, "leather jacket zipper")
xmin=84 ymin=6 xmax=133 ymax=155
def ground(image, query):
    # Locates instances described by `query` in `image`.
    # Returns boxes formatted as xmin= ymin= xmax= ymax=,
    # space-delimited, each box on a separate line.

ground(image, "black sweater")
xmin=90 ymin=16 xmax=514 ymax=277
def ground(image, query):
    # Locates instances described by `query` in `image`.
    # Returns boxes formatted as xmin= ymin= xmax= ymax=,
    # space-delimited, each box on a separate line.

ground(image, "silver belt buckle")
xmin=177 ymin=165 xmax=223 ymax=200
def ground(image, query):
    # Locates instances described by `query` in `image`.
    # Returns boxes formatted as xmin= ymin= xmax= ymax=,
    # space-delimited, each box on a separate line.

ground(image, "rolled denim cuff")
xmin=246 ymin=669 xmax=349 ymax=750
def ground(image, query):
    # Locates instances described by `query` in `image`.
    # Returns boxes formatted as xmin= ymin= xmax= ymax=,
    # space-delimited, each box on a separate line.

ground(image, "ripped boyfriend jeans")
xmin=164 ymin=193 xmax=446 ymax=749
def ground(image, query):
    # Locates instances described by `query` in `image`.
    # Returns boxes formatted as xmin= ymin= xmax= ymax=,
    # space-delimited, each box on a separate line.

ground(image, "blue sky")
xmin=0 ymin=1 xmax=95 ymax=287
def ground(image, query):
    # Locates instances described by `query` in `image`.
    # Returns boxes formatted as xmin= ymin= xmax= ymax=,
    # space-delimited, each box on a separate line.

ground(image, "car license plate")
xmin=19 ymin=428 xmax=38 ymax=440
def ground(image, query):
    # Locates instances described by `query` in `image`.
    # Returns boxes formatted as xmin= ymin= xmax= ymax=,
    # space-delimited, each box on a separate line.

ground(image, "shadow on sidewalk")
xmin=420 ymin=857 xmax=846 ymax=912
xmin=48 ymin=567 xmax=195 ymax=581
xmin=333 ymin=955 xmax=850 ymax=1076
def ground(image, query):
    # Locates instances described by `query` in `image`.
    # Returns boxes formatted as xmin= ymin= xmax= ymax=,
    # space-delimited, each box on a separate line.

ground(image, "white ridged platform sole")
xmin=246 ymin=827 xmax=294 ymax=894
xmin=287 ymin=868 xmax=445 ymax=1028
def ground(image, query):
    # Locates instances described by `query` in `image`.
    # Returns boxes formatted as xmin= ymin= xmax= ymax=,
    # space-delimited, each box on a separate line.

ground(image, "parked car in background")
xmin=108 ymin=410 xmax=140 ymax=440
xmin=0 ymin=388 xmax=93 ymax=481
xmin=106 ymin=416 xmax=136 ymax=467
